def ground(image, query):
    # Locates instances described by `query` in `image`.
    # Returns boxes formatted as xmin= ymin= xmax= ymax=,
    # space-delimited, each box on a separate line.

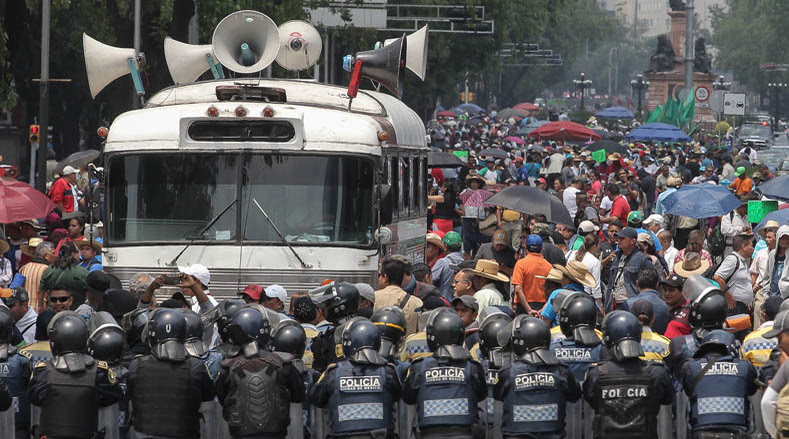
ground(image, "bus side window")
xmin=389 ymin=156 xmax=399 ymax=221
xmin=408 ymin=156 xmax=416 ymax=217
xmin=399 ymin=155 xmax=409 ymax=218
xmin=420 ymin=156 xmax=427 ymax=215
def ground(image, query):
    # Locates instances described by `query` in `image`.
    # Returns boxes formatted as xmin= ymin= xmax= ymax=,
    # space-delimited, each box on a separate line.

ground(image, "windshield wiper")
xmin=168 ymin=198 xmax=238 ymax=266
xmin=252 ymin=198 xmax=312 ymax=269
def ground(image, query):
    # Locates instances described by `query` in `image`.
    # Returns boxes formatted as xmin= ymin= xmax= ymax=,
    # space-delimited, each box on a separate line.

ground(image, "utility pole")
xmin=684 ymin=0 xmax=695 ymax=90
xmin=36 ymin=0 xmax=50 ymax=192
xmin=132 ymin=0 xmax=141 ymax=109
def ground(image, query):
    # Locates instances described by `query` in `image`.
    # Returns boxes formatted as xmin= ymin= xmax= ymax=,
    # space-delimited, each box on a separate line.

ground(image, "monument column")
xmin=668 ymin=11 xmax=686 ymax=60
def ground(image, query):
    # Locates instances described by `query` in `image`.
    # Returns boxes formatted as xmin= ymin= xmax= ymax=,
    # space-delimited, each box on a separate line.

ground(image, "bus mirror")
xmin=377 ymin=184 xmax=393 ymax=225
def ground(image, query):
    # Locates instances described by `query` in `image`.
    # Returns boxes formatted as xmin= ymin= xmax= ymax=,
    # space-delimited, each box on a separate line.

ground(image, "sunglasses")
xmin=50 ymin=296 xmax=71 ymax=303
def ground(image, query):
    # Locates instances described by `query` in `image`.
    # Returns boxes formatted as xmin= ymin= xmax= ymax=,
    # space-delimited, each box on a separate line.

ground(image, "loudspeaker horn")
xmin=83 ymin=33 xmax=139 ymax=98
xmin=164 ymin=37 xmax=221 ymax=84
xmin=384 ymin=25 xmax=428 ymax=81
xmin=351 ymin=35 xmax=406 ymax=98
xmin=212 ymin=10 xmax=280 ymax=74
xmin=275 ymin=20 xmax=322 ymax=71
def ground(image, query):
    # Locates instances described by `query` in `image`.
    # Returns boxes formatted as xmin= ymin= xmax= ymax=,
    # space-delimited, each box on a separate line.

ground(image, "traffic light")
xmin=29 ymin=125 xmax=40 ymax=143
xmin=460 ymin=92 xmax=474 ymax=103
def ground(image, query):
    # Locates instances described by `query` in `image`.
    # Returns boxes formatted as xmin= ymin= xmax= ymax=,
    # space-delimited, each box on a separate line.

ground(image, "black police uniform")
xmin=216 ymin=350 xmax=305 ymax=438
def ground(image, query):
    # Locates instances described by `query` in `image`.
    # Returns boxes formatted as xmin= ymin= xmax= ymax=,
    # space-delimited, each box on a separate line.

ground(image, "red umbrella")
xmin=459 ymin=189 xmax=493 ymax=207
xmin=513 ymin=102 xmax=539 ymax=112
xmin=0 ymin=178 xmax=56 ymax=224
xmin=437 ymin=110 xmax=457 ymax=118
xmin=528 ymin=121 xmax=602 ymax=142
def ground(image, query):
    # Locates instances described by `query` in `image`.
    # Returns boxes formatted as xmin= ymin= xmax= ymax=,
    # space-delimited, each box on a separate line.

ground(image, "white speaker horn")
xmin=212 ymin=10 xmax=280 ymax=74
xmin=275 ymin=20 xmax=322 ymax=71
xmin=164 ymin=37 xmax=220 ymax=84
xmin=384 ymin=25 xmax=428 ymax=81
xmin=83 ymin=33 xmax=138 ymax=98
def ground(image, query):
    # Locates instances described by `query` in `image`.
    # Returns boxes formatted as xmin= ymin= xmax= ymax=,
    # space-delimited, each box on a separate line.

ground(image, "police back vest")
xmin=687 ymin=355 xmax=751 ymax=429
xmin=0 ymin=353 xmax=30 ymax=427
xmin=416 ymin=356 xmax=475 ymax=428
xmin=502 ymin=361 xmax=567 ymax=435
xmin=328 ymin=360 xmax=392 ymax=435
xmin=592 ymin=361 xmax=656 ymax=438
xmin=133 ymin=355 xmax=199 ymax=437
xmin=222 ymin=353 xmax=292 ymax=436
xmin=40 ymin=362 xmax=99 ymax=438
xmin=550 ymin=338 xmax=601 ymax=384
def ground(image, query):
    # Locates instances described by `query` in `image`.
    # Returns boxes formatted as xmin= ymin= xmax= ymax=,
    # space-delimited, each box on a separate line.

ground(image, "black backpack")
xmin=707 ymin=212 xmax=732 ymax=257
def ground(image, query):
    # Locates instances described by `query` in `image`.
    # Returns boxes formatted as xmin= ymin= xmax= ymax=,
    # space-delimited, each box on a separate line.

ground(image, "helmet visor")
xmin=613 ymin=339 xmax=643 ymax=360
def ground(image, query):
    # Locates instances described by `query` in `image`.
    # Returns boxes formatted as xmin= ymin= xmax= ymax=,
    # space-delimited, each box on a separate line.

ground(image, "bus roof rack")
xmin=216 ymin=85 xmax=287 ymax=103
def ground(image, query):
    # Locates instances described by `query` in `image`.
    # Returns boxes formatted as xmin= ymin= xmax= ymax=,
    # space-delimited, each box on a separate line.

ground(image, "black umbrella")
xmin=583 ymin=140 xmax=626 ymax=154
xmin=428 ymin=151 xmax=467 ymax=168
xmin=483 ymin=186 xmax=573 ymax=226
xmin=56 ymin=149 xmax=101 ymax=174
xmin=479 ymin=148 xmax=509 ymax=159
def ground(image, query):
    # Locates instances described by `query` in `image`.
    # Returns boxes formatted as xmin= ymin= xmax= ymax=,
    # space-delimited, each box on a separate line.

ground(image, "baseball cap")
xmin=643 ymin=214 xmax=664 ymax=226
xmin=627 ymin=211 xmax=643 ymax=225
xmin=2 ymin=287 xmax=29 ymax=307
xmin=616 ymin=227 xmax=638 ymax=239
xmin=241 ymin=284 xmax=263 ymax=301
xmin=179 ymin=264 xmax=210 ymax=286
xmin=735 ymin=166 xmax=746 ymax=177
xmin=264 ymin=284 xmax=288 ymax=302
xmin=443 ymin=231 xmax=462 ymax=249
xmin=630 ymin=299 xmax=654 ymax=320
xmin=493 ymin=229 xmax=508 ymax=246
xmin=763 ymin=296 xmax=783 ymax=320
xmin=451 ymin=259 xmax=477 ymax=272
xmin=537 ymin=178 xmax=547 ymax=185
xmin=452 ymin=295 xmax=479 ymax=313
xmin=532 ymin=223 xmax=551 ymax=237
xmin=578 ymin=220 xmax=599 ymax=234
xmin=660 ymin=274 xmax=685 ymax=289
xmin=62 ymin=165 xmax=78 ymax=176
xmin=526 ymin=234 xmax=543 ymax=251
xmin=765 ymin=310 xmax=789 ymax=338
xmin=355 ymin=283 xmax=376 ymax=303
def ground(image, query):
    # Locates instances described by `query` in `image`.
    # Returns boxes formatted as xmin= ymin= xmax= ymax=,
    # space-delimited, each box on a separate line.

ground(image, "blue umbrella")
xmin=754 ymin=209 xmax=789 ymax=234
xmin=758 ymin=175 xmax=789 ymax=202
xmin=626 ymin=122 xmax=691 ymax=142
xmin=595 ymin=106 xmax=634 ymax=119
xmin=662 ymin=184 xmax=742 ymax=219
xmin=517 ymin=121 xmax=548 ymax=135
xmin=456 ymin=103 xmax=484 ymax=114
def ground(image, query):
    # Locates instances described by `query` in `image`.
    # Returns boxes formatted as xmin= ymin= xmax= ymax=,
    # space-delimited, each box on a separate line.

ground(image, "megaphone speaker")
xmin=275 ymin=20 xmax=322 ymax=71
xmin=83 ymin=33 xmax=139 ymax=98
xmin=212 ymin=10 xmax=280 ymax=74
xmin=164 ymin=37 xmax=222 ymax=84
xmin=348 ymin=35 xmax=406 ymax=99
xmin=384 ymin=25 xmax=428 ymax=81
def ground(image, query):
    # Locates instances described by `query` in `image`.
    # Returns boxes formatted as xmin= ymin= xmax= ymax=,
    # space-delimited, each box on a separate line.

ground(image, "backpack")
xmin=707 ymin=213 xmax=732 ymax=257
xmin=776 ymin=382 xmax=789 ymax=436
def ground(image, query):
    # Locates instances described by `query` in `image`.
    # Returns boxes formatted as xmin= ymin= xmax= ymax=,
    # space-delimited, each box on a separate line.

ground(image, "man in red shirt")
xmin=49 ymin=166 xmax=78 ymax=213
xmin=661 ymin=274 xmax=692 ymax=338
xmin=511 ymin=235 xmax=553 ymax=316
xmin=600 ymin=184 xmax=630 ymax=225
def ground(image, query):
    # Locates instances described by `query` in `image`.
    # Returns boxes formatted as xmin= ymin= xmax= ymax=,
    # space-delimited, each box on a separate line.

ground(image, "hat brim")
xmin=556 ymin=265 xmax=596 ymax=288
xmin=469 ymin=269 xmax=510 ymax=283
xmin=764 ymin=327 xmax=785 ymax=338
xmin=74 ymin=240 xmax=102 ymax=253
xmin=673 ymin=260 xmax=711 ymax=278
xmin=426 ymin=238 xmax=447 ymax=251
xmin=20 ymin=245 xmax=36 ymax=258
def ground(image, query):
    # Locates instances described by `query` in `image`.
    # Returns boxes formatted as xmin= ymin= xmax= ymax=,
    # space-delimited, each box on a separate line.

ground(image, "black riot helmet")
xmin=88 ymin=311 xmax=126 ymax=363
xmin=48 ymin=311 xmax=90 ymax=357
xmin=602 ymin=310 xmax=643 ymax=361
xmin=342 ymin=318 xmax=382 ymax=357
xmin=426 ymin=308 xmax=465 ymax=351
xmin=479 ymin=312 xmax=513 ymax=357
xmin=215 ymin=299 xmax=245 ymax=343
xmin=273 ymin=320 xmax=307 ymax=357
xmin=227 ymin=306 xmax=271 ymax=357
xmin=511 ymin=315 xmax=551 ymax=357
xmin=558 ymin=291 xmax=600 ymax=346
xmin=371 ymin=306 xmax=406 ymax=358
xmin=0 ymin=307 xmax=14 ymax=361
xmin=683 ymin=274 xmax=726 ymax=331
xmin=694 ymin=329 xmax=737 ymax=359
xmin=179 ymin=309 xmax=206 ymax=358
xmin=122 ymin=308 xmax=151 ymax=345
xmin=322 ymin=282 xmax=360 ymax=324
xmin=145 ymin=308 xmax=187 ymax=362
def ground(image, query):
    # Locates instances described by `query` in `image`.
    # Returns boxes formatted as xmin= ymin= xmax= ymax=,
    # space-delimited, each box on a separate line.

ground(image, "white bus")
xmin=101 ymin=78 xmax=429 ymax=297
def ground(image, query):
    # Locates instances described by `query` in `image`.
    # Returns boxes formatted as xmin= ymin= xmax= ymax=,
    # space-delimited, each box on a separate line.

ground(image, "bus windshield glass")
xmin=108 ymin=153 xmax=375 ymax=245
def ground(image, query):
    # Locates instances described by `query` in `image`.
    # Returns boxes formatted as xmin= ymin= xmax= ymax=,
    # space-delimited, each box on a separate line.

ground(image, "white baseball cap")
xmin=264 ymin=284 xmax=288 ymax=302
xmin=178 ymin=263 xmax=210 ymax=286
xmin=62 ymin=165 xmax=79 ymax=176
xmin=643 ymin=214 xmax=664 ymax=226
xmin=578 ymin=220 xmax=600 ymax=233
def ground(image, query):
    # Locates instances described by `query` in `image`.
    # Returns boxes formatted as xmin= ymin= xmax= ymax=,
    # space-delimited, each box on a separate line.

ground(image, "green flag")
xmin=688 ymin=122 xmax=701 ymax=137
xmin=592 ymin=148 xmax=607 ymax=163
xmin=663 ymin=95 xmax=679 ymax=126
xmin=680 ymin=87 xmax=696 ymax=129
xmin=646 ymin=106 xmax=663 ymax=124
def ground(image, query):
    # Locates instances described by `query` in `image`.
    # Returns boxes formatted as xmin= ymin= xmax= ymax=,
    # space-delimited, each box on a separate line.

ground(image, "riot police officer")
xmin=477 ymin=311 xmax=513 ymax=438
xmin=583 ymin=310 xmax=673 ymax=439
xmin=0 ymin=306 xmax=30 ymax=439
xmin=273 ymin=320 xmax=316 ymax=439
xmin=371 ymin=306 xmax=408 ymax=375
xmin=549 ymin=291 xmax=602 ymax=383
xmin=309 ymin=318 xmax=401 ymax=439
xmin=216 ymin=306 xmax=304 ymax=439
xmin=29 ymin=311 xmax=123 ymax=439
xmin=210 ymin=299 xmax=246 ymax=357
xmin=403 ymin=308 xmax=487 ymax=439
xmin=127 ymin=307 xmax=216 ymax=438
xmin=120 ymin=307 xmax=151 ymax=367
xmin=494 ymin=316 xmax=581 ymax=439
xmin=88 ymin=311 xmax=127 ymax=439
xmin=681 ymin=330 xmax=757 ymax=437
xmin=311 ymin=282 xmax=361 ymax=372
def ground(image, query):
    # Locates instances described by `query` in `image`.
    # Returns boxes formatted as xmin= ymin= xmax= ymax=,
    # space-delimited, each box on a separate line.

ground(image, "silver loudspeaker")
xmin=83 ymin=33 xmax=139 ymax=98
xmin=163 ymin=37 xmax=219 ymax=84
xmin=275 ymin=20 xmax=322 ymax=71
xmin=212 ymin=10 xmax=280 ymax=74
xmin=384 ymin=25 xmax=428 ymax=81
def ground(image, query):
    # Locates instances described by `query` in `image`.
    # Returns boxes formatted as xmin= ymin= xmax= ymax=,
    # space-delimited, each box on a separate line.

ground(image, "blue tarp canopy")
xmin=595 ymin=106 xmax=634 ymax=119
xmin=626 ymin=122 xmax=691 ymax=142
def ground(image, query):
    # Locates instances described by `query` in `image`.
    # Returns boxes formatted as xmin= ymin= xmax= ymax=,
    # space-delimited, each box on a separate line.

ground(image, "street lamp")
xmin=630 ymin=74 xmax=650 ymax=117
xmin=713 ymin=75 xmax=731 ymax=91
xmin=573 ymin=72 xmax=592 ymax=110
xmin=768 ymin=82 xmax=787 ymax=122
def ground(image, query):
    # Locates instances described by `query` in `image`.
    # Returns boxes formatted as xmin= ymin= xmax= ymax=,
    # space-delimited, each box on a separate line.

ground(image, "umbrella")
xmin=437 ymin=110 xmax=457 ymax=118
xmin=0 ymin=177 xmax=56 ymax=223
xmin=479 ymin=148 xmax=509 ymax=159
xmin=513 ymin=102 xmax=540 ymax=112
xmin=496 ymin=108 xmax=529 ymax=119
xmin=504 ymin=136 xmax=526 ymax=145
xmin=428 ymin=151 xmax=467 ymax=168
xmin=459 ymin=189 xmax=493 ymax=207
xmin=583 ymin=140 xmax=626 ymax=155
xmin=483 ymin=186 xmax=573 ymax=225
xmin=55 ymin=149 xmax=101 ymax=175
xmin=758 ymin=175 xmax=789 ymax=202
xmin=626 ymin=122 xmax=691 ymax=142
xmin=754 ymin=209 xmax=789 ymax=233
xmin=456 ymin=103 xmax=484 ymax=114
xmin=595 ymin=106 xmax=635 ymax=119
xmin=662 ymin=184 xmax=742 ymax=219
xmin=528 ymin=121 xmax=602 ymax=142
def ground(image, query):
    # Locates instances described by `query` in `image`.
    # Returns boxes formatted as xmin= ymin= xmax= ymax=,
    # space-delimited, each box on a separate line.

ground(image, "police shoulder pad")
xmin=105 ymin=366 xmax=117 ymax=385
xmin=19 ymin=350 xmax=32 ymax=359
xmin=97 ymin=361 xmax=109 ymax=369
xmin=34 ymin=361 xmax=47 ymax=368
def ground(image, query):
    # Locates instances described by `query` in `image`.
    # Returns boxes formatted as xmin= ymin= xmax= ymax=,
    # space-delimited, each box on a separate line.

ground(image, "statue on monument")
xmin=694 ymin=37 xmax=712 ymax=73
xmin=669 ymin=0 xmax=687 ymax=11
xmin=648 ymin=35 xmax=679 ymax=73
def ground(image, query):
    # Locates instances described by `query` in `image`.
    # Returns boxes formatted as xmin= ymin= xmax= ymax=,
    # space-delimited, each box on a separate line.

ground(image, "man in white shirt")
xmin=752 ymin=224 xmax=778 ymax=327
xmin=721 ymin=199 xmax=751 ymax=256
xmin=179 ymin=263 xmax=220 ymax=348
xmin=713 ymin=234 xmax=755 ymax=339
xmin=562 ymin=176 xmax=587 ymax=218
xmin=3 ymin=287 xmax=37 ymax=345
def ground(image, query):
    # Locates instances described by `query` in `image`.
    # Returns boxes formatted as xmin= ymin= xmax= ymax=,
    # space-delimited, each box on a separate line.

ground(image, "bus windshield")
xmin=107 ymin=153 xmax=375 ymax=245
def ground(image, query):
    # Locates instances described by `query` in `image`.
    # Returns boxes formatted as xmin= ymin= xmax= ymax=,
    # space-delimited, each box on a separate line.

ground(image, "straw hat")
xmin=465 ymin=172 xmax=486 ymax=187
xmin=673 ymin=252 xmax=710 ymax=277
xmin=468 ymin=259 xmax=510 ymax=282
xmin=74 ymin=238 xmax=102 ymax=253
xmin=0 ymin=239 xmax=8 ymax=256
xmin=759 ymin=220 xmax=780 ymax=237
xmin=21 ymin=237 xmax=44 ymax=257
xmin=554 ymin=261 xmax=596 ymax=288
xmin=666 ymin=176 xmax=682 ymax=188
xmin=536 ymin=268 xmax=564 ymax=283
xmin=425 ymin=233 xmax=447 ymax=251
